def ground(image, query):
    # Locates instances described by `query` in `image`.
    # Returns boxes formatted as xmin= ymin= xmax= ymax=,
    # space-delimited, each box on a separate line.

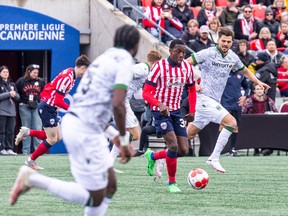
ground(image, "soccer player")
xmin=15 ymin=54 xmax=91 ymax=170
xmin=186 ymin=27 xmax=270 ymax=173
xmin=9 ymin=24 xmax=140 ymax=216
xmin=142 ymin=39 xmax=196 ymax=193
xmin=109 ymin=50 xmax=162 ymax=170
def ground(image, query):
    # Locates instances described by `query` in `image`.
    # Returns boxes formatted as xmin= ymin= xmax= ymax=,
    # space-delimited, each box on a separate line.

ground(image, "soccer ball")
xmin=187 ymin=168 xmax=209 ymax=190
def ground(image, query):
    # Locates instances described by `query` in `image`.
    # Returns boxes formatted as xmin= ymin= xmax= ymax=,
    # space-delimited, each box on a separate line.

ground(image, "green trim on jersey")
xmin=144 ymin=62 xmax=150 ymax=71
xmin=216 ymin=45 xmax=228 ymax=58
xmin=191 ymin=53 xmax=197 ymax=65
xmin=238 ymin=65 xmax=245 ymax=71
xmin=114 ymin=84 xmax=128 ymax=90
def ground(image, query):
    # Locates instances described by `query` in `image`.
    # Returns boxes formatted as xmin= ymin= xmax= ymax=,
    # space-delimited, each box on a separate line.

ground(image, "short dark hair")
xmin=75 ymin=54 xmax=91 ymax=67
xmin=218 ymin=27 xmax=234 ymax=40
xmin=114 ymin=24 xmax=140 ymax=51
xmin=266 ymin=38 xmax=276 ymax=45
xmin=169 ymin=39 xmax=185 ymax=49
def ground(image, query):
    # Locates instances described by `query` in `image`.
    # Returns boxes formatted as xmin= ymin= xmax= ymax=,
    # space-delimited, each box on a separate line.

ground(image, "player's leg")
xmin=126 ymin=125 xmax=141 ymax=141
xmin=144 ymin=111 xmax=169 ymax=176
xmin=30 ymin=109 xmax=45 ymax=149
xmin=136 ymin=125 xmax=156 ymax=156
xmin=187 ymin=123 xmax=201 ymax=140
xmin=62 ymin=114 xmax=114 ymax=215
xmin=88 ymin=167 xmax=117 ymax=215
xmin=207 ymin=109 xmax=236 ymax=173
xmin=228 ymin=110 xmax=240 ymax=156
xmin=25 ymin=102 xmax=60 ymax=170
xmin=9 ymin=165 xmax=92 ymax=206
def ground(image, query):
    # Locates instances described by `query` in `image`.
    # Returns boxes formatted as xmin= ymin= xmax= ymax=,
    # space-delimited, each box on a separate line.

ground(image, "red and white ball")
xmin=187 ymin=168 xmax=209 ymax=190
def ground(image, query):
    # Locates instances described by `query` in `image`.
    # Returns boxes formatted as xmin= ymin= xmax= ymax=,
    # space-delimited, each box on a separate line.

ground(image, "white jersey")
xmin=69 ymin=47 xmax=134 ymax=132
xmin=125 ymin=62 xmax=150 ymax=128
xmin=126 ymin=62 xmax=150 ymax=102
xmin=192 ymin=46 xmax=245 ymax=102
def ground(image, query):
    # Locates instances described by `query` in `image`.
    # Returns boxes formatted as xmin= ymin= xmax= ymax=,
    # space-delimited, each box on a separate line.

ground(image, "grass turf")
xmin=2 ymin=154 xmax=288 ymax=216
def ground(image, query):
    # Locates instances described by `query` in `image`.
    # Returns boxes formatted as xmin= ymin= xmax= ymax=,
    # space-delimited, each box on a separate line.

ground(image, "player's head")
xmin=146 ymin=50 xmax=162 ymax=66
xmin=217 ymin=27 xmax=234 ymax=54
xmin=169 ymin=39 xmax=186 ymax=65
xmin=75 ymin=54 xmax=91 ymax=78
xmin=114 ymin=24 xmax=140 ymax=57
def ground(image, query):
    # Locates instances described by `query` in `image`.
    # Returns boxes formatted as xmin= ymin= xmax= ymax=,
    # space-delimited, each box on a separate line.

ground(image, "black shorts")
xmin=38 ymin=101 xmax=58 ymax=128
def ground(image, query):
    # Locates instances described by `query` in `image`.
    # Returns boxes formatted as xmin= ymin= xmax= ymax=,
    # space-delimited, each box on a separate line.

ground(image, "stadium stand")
xmin=190 ymin=7 xmax=200 ymax=18
xmin=141 ymin=0 xmax=152 ymax=7
xmin=118 ymin=0 xmax=140 ymax=16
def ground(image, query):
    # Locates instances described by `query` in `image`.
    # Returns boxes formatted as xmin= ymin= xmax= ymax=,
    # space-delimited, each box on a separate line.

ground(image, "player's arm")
xmin=54 ymin=75 xmax=73 ymax=110
xmin=112 ymin=87 xmax=127 ymax=137
xmin=142 ymin=81 xmax=170 ymax=116
xmin=142 ymin=81 xmax=160 ymax=107
xmin=54 ymin=91 xmax=70 ymax=110
xmin=241 ymin=67 xmax=270 ymax=91
xmin=112 ymin=86 xmax=132 ymax=163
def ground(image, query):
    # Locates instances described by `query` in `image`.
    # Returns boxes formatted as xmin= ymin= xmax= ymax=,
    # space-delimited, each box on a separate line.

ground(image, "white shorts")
xmin=61 ymin=114 xmax=113 ymax=191
xmin=192 ymin=93 xmax=229 ymax=130
xmin=125 ymin=102 xmax=139 ymax=128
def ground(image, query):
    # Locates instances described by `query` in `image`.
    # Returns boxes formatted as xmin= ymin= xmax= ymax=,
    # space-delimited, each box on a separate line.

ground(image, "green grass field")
xmin=2 ymin=154 xmax=288 ymax=216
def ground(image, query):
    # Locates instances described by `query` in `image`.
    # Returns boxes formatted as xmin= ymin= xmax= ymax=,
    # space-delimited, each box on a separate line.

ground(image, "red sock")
xmin=30 ymin=142 xmax=50 ymax=160
xmin=166 ymin=150 xmax=177 ymax=184
xmin=153 ymin=150 xmax=167 ymax=160
xmin=30 ymin=130 xmax=47 ymax=140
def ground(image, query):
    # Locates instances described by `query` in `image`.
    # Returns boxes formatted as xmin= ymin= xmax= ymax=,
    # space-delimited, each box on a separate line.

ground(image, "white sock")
xmin=110 ymin=144 xmax=120 ymax=162
xmin=29 ymin=172 xmax=90 ymax=206
xmin=84 ymin=197 xmax=111 ymax=216
xmin=210 ymin=128 xmax=232 ymax=158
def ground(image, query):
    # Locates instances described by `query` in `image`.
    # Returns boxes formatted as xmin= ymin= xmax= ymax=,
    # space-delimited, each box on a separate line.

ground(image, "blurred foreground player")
xmin=10 ymin=24 xmax=140 ymax=216
xmin=15 ymin=55 xmax=90 ymax=170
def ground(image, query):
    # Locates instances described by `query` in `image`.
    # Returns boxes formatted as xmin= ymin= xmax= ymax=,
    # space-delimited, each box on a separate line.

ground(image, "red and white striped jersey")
xmin=146 ymin=58 xmax=194 ymax=111
xmin=40 ymin=68 xmax=76 ymax=107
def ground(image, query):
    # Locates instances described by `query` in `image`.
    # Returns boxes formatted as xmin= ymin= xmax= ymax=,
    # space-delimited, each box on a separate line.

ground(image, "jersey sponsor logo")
xmin=212 ymin=61 xmax=233 ymax=69
xmin=160 ymin=122 xmax=167 ymax=130
xmin=50 ymin=118 xmax=55 ymax=125
xmin=166 ymin=77 xmax=185 ymax=87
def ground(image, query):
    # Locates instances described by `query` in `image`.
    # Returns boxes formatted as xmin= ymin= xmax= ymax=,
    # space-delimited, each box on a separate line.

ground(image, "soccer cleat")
xmin=155 ymin=158 xmax=165 ymax=178
xmin=25 ymin=159 xmax=44 ymax=170
xmin=9 ymin=166 xmax=35 ymax=205
xmin=167 ymin=183 xmax=181 ymax=193
xmin=206 ymin=157 xmax=225 ymax=173
xmin=15 ymin=126 xmax=30 ymax=145
xmin=145 ymin=148 xmax=156 ymax=176
xmin=114 ymin=168 xmax=124 ymax=174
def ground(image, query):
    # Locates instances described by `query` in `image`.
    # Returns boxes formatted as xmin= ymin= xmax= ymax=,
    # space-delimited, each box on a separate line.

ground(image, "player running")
xmin=10 ymin=24 xmax=140 ymax=216
xmin=142 ymin=39 xmax=196 ymax=193
xmin=186 ymin=27 xmax=270 ymax=173
xmin=15 ymin=55 xmax=91 ymax=170
xmin=109 ymin=50 xmax=162 ymax=172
